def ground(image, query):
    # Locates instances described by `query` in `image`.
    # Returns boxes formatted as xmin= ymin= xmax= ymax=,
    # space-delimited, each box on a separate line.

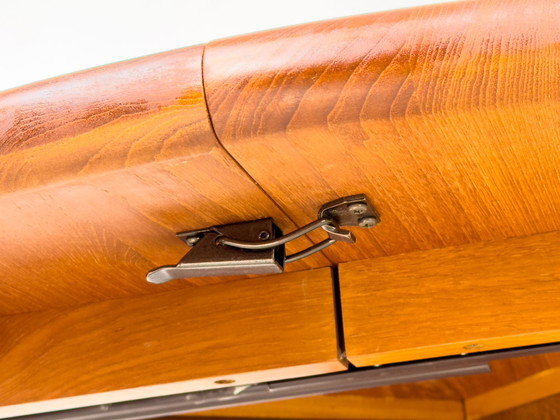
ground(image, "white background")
xmin=0 ymin=0 xmax=452 ymax=92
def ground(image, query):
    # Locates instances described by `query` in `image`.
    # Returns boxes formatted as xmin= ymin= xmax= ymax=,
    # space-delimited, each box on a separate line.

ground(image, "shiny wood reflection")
xmin=0 ymin=46 xmax=328 ymax=314
xmin=204 ymin=0 xmax=560 ymax=263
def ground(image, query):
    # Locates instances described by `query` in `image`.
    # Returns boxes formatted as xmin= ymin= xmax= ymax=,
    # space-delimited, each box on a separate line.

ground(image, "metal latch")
xmin=146 ymin=194 xmax=379 ymax=284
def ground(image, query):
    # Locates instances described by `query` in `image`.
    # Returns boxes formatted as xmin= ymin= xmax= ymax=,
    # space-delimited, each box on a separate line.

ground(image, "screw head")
xmin=215 ymin=379 xmax=235 ymax=385
xmin=463 ymin=343 xmax=485 ymax=351
xmin=185 ymin=236 xmax=201 ymax=247
xmin=358 ymin=217 xmax=378 ymax=228
xmin=348 ymin=203 xmax=368 ymax=215
xmin=258 ymin=230 xmax=270 ymax=240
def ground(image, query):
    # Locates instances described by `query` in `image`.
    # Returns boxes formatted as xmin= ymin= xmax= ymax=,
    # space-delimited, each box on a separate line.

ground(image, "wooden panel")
xmin=479 ymin=393 xmax=560 ymax=420
xmin=176 ymin=352 xmax=560 ymax=420
xmin=234 ymin=351 xmax=560 ymax=404
xmin=204 ymin=0 xmax=560 ymax=263
xmin=0 ymin=268 xmax=344 ymax=417
xmin=466 ymin=367 xmax=560 ymax=419
xmin=339 ymin=231 xmax=560 ymax=366
xmin=357 ymin=352 xmax=560 ymax=401
xmin=0 ymin=45 xmax=329 ymax=315
xmin=190 ymin=394 xmax=463 ymax=420
xmin=444 ymin=352 xmax=560 ymax=400
xmin=176 ymin=354 xmax=560 ymax=420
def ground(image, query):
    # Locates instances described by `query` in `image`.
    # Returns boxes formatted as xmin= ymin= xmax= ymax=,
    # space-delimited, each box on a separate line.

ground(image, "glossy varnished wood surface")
xmin=204 ymin=0 xmax=560 ymax=263
xmin=177 ymin=351 xmax=560 ymax=419
xmin=356 ymin=351 xmax=560 ymax=401
xmin=200 ymin=0 xmax=560 ymax=411
xmin=3 ymin=0 xmax=560 ymax=414
xmin=0 ymin=46 xmax=329 ymax=315
xmin=466 ymin=366 xmax=560 ymax=418
xmin=0 ymin=268 xmax=343 ymax=416
xmin=339 ymin=231 xmax=560 ymax=366
xmin=480 ymin=393 xmax=560 ymax=420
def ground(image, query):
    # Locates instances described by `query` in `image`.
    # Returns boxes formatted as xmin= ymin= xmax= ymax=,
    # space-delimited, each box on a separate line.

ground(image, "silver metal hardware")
xmin=147 ymin=219 xmax=284 ymax=284
xmin=146 ymin=194 xmax=379 ymax=284
xmin=358 ymin=217 xmax=378 ymax=228
xmin=348 ymin=203 xmax=368 ymax=215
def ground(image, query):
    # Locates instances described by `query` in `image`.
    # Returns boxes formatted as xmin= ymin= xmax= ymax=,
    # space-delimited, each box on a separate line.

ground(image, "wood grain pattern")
xmin=355 ymin=351 xmax=560 ymax=401
xmin=182 ymin=353 xmax=560 ymax=420
xmin=465 ymin=367 xmax=560 ymax=419
xmin=0 ymin=268 xmax=344 ymax=417
xmin=190 ymin=394 xmax=464 ymax=420
xmin=204 ymin=0 xmax=560 ymax=263
xmin=0 ymin=46 xmax=329 ymax=315
xmin=479 ymin=393 xmax=560 ymax=420
xmin=339 ymin=231 xmax=560 ymax=367
xmin=4 ymin=0 xmax=560 ymax=415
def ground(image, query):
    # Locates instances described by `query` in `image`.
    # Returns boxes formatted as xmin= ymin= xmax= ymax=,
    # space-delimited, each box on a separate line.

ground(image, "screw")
xmin=258 ymin=231 xmax=270 ymax=240
xmin=215 ymin=379 xmax=235 ymax=385
xmin=358 ymin=217 xmax=378 ymax=228
xmin=463 ymin=343 xmax=485 ymax=351
xmin=348 ymin=203 xmax=368 ymax=215
xmin=185 ymin=236 xmax=201 ymax=247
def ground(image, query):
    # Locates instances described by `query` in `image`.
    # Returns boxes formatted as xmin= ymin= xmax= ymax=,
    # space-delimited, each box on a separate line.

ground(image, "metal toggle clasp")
xmin=146 ymin=194 xmax=379 ymax=284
